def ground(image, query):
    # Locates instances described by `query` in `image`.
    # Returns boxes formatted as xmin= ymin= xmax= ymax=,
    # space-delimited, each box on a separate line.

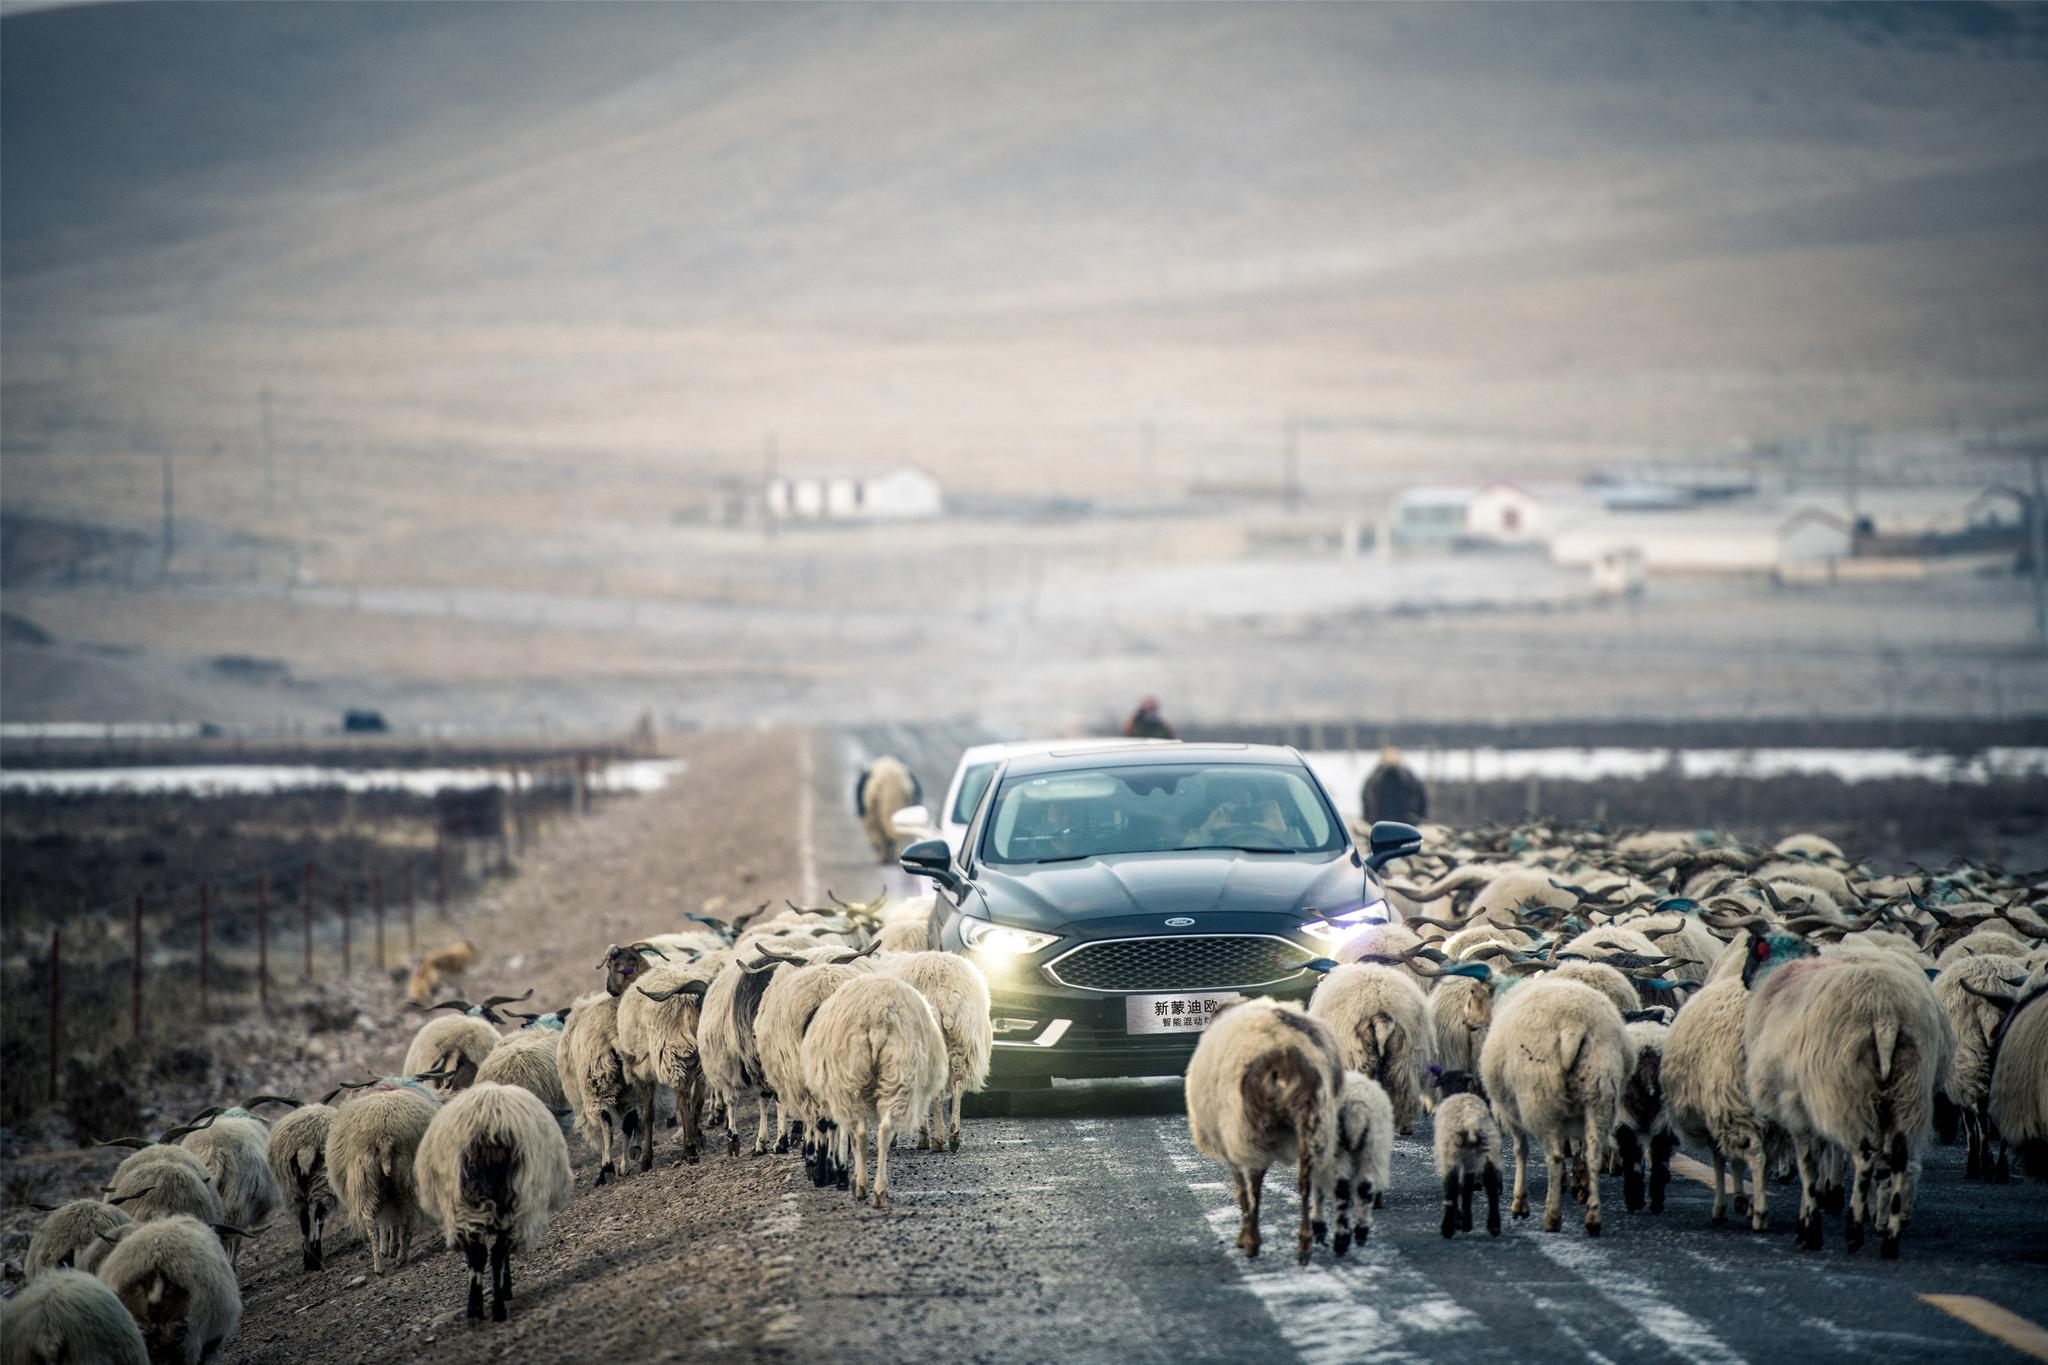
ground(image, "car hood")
xmin=974 ymin=849 xmax=1373 ymax=934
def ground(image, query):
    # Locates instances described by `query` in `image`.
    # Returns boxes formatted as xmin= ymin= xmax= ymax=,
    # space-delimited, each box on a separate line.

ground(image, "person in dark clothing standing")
xmin=1362 ymin=745 xmax=1428 ymax=824
xmin=1125 ymin=695 xmax=1178 ymax=739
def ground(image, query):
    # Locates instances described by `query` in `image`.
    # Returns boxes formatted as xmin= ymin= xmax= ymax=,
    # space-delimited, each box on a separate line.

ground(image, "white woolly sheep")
xmin=1303 ymin=959 xmax=1432 ymax=1136
xmin=756 ymin=959 xmax=868 ymax=1184
xmin=326 ymin=1081 xmax=440 ymax=1274
xmin=876 ymin=919 xmax=930 ymax=953
xmin=855 ymin=754 xmax=920 ymax=862
xmin=106 ymin=1146 xmax=224 ymax=1229
xmin=1987 ymin=978 xmax=2048 ymax=1181
xmin=556 ymin=989 xmax=636 ymax=1183
xmin=402 ymin=994 xmax=517 ymax=1093
xmin=414 ymin=1082 xmax=573 ymax=1323
xmin=699 ymin=955 xmax=790 ymax=1157
xmin=1319 ymin=1071 xmax=1395 ymax=1254
xmin=616 ymin=962 xmax=716 ymax=1169
xmin=94 ymin=1214 xmax=240 ymax=1365
xmin=1662 ymin=976 xmax=1774 ymax=1231
xmin=801 ymin=973 xmax=948 ymax=1209
xmin=1425 ymin=971 xmax=1495 ymax=1090
xmin=0 ymin=1268 xmax=149 ymax=1365
xmin=24 ymin=1200 xmax=131 ymax=1280
xmin=1933 ymin=952 xmax=2030 ymax=1181
xmin=1936 ymin=927 xmax=2033 ymax=968
xmin=475 ymin=1026 xmax=569 ymax=1114
xmin=1431 ymin=1071 xmax=1502 ymax=1238
xmin=265 ymin=1101 xmax=338 ymax=1271
xmin=1480 ymin=974 xmax=1633 ymax=1236
xmin=1183 ymin=997 xmax=1343 ymax=1264
xmin=179 ymin=1105 xmax=282 ymax=1267
xmin=877 ymin=949 xmax=993 ymax=1150
xmin=1742 ymin=931 xmax=1955 ymax=1257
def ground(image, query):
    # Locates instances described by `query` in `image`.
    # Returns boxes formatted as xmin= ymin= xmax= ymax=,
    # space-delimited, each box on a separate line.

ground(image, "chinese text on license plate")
xmin=1126 ymin=992 xmax=1244 ymax=1036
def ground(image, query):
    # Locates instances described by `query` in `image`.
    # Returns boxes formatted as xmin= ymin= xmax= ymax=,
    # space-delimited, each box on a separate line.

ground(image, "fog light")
xmin=991 ymin=1017 xmax=1040 ymax=1035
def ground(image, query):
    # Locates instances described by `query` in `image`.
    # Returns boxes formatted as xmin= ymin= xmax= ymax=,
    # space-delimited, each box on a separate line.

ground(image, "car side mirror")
xmin=1365 ymin=820 xmax=1424 ymax=871
xmin=900 ymin=838 xmax=962 ymax=892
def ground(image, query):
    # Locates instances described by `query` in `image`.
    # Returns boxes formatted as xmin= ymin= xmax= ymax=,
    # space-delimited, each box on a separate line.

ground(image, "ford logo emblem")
xmin=1164 ymin=917 xmax=1195 ymax=927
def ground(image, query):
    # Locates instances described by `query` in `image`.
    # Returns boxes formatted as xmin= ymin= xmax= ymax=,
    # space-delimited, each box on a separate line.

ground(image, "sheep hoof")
xmin=1372 ymin=1191 xmax=1384 ymax=1210
xmin=1879 ymin=1235 xmax=1901 ymax=1261
xmin=1311 ymin=1220 xmax=1327 ymax=1245
xmin=949 ymin=1133 xmax=961 ymax=1152
xmin=1441 ymin=1212 xmax=1457 ymax=1239
xmin=1486 ymin=1216 xmax=1501 ymax=1237
xmin=1993 ymin=1155 xmax=2011 ymax=1184
xmin=774 ymin=1134 xmax=791 ymax=1154
xmin=1844 ymin=1221 xmax=1864 ymax=1254
xmin=1584 ymin=1219 xmax=1601 ymax=1238
xmin=594 ymin=1167 xmax=611 ymax=1187
xmin=1542 ymin=1214 xmax=1562 ymax=1233
xmin=492 ymin=1298 xmax=509 ymax=1323
xmin=727 ymin=1136 xmax=740 ymax=1157
xmin=1241 ymin=1241 xmax=1260 ymax=1260
xmin=1295 ymin=1243 xmax=1311 ymax=1266
xmin=1333 ymin=1232 xmax=1352 ymax=1257
xmin=872 ymin=1191 xmax=887 ymax=1210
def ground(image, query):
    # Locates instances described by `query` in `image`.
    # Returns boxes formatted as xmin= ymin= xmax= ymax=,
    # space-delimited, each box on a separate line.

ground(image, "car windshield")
xmin=979 ymin=762 xmax=1343 ymax=864
xmin=950 ymin=762 xmax=998 ymax=825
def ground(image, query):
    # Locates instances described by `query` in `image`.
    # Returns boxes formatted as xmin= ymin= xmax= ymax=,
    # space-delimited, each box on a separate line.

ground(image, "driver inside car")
xmin=1182 ymin=777 xmax=1289 ymax=847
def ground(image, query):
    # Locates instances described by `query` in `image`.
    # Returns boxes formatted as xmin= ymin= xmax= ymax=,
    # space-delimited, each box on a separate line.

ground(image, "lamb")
xmin=854 ymin=754 xmax=921 ymax=862
xmin=1302 ymin=958 xmax=1432 ymax=1136
xmin=1616 ymin=1017 xmax=1677 ymax=1214
xmin=403 ymin=993 xmax=523 ymax=1092
xmin=1318 ymin=1071 xmax=1395 ymax=1254
xmin=1741 ymin=930 xmax=1955 ymax=1257
xmin=556 ymin=989 xmax=636 ymax=1183
xmin=1480 ymin=975 xmax=1633 ymax=1236
xmin=1431 ymin=1070 xmax=1503 ymax=1238
xmin=1932 ymin=952 xmax=2030 ymax=1181
xmin=876 ymin=949 xmax=993 ymax=1150
xmin=756 ymin=959 xmax=868 ymax=1183
xmin=615 ymin=962 xmax=715 ymax=1169
xmin=0 ymin=1268 xmax=149 ymax=1365
xmin=1661 ymin=976 xmax=1774 ymax=1230
xmin=24 ymin=1200 xmax=131 ymax=1279
xmin=179 ymin=1101 xmax=286 ymax=1267
xmin=94 ymin=1214 xmax=240 ymax=1365
xmin=407 ymin=938 xmax=477 ymax=1004
xmin=1183 ymin=996 xmax=1343 ymax=1264
xmin=414 ymin=1082 xmax=573 ymax=1323
xmin=265 ymin=1099 xmax=339 ymax=1272
xmin=801 ymin=973 xmax=949 ymax=1209
xmin=326 ymin=1079 xmax=440 ymax=1274
xmin=1987 ymin=977 xmax=2048 ymax=1180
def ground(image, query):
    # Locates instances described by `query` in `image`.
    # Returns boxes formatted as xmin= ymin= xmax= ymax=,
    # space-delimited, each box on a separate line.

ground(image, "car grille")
xmin=1043 ymin=935 xmax=1308 ymax=993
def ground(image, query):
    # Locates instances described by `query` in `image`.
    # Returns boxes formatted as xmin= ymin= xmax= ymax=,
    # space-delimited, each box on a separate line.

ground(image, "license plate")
xmin=1125 ymin=992 xmax=1243 ymax=1036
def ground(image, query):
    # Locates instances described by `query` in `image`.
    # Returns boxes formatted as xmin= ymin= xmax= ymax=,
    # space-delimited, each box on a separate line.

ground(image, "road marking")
xmin=1670 ymin=1154 xmax=1720 ymax=1190
xmin=758 ymin=1191 xmax=803 ymax=1344
xmin=1530 ymin=1238 xmax=1747 ymax=1365
xmin=1919 ymin=1296 xmax=2048 ymax=1362
xmin=797 ymin=729 xmax=818 ymax=903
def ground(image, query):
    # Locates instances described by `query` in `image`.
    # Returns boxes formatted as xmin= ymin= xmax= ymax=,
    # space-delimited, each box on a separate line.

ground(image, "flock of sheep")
xmin=1188 ymin=827 xmax=2048 ymax=1265
xmin=1 ymin=891 xmax=985 ymax=1363
xmin=5 ymin=822 xmax=2045 ymax=1362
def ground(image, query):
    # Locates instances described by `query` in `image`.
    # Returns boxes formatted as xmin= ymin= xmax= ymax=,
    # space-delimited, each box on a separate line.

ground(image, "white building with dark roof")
xmin=764 ymin=463 xmax=943 ymax=522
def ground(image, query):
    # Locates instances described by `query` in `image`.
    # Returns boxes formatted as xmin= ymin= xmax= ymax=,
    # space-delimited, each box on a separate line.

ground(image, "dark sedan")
xmin=899 ymin=742 xmax=1421 ymax=1093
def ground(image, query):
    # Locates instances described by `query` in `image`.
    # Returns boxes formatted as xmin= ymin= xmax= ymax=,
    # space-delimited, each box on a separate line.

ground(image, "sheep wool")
xmin=876 ymin=949 xmax=993 ymax=1151
xmin=24 ymin=1200 xmax=131 ymax=1280
xmin=1307 ymin=962 xmax=1432 ymax=1135
xmin=414 ymin=1082 xmax=573 ymax=1323
xmin=107 ymin=1149 xmax=225 ymax=1228
xmin=1432 ymin=1090 xmax=1503 ymax=1239
xmin=402 ymin=1013 xmax=501 ymax=1092
xmin=94 ymin=1214 xmax=240 ymax=1365
xmin=1322 ymin=1071 xmax=1395 ymax=1254
xmin=801 ymin=973 xmax=949 ymax=1209
xmin=265 ymin=1103 xmax=339 ymax=1272
xmin=0 ymin=1268 xmax=149 ymax=1365
xmin=326 ymin=1083 xmax=440 ymax=1275
xmin=180 ymin=1111 xmax=278 ymax=1266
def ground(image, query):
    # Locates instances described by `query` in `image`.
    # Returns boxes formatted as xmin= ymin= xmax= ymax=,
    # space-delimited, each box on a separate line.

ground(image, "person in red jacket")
xmin=1124 ymin=696 xmax=1178 ymax=739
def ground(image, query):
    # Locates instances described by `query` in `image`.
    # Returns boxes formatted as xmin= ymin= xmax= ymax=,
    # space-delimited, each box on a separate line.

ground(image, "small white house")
xmin=1462 ymin=481 xmax=1600 ymax=546
xmin=764 ymin=464 xmax=944 ymax=522
xmin=1388 ymin=486 xmax=1474 ymax=549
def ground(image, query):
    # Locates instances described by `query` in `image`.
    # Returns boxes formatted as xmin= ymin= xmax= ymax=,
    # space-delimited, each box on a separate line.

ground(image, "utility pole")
xmin=260 ymin=385 xmax=276 ymax=516
xmin=160 ymin=452 xmax=175 ymax=571
xmin=2031 ymin=448 xmax=2047 ymax=647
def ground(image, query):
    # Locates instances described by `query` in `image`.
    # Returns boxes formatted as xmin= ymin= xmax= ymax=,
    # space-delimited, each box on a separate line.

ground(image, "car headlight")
xmin=961 ymin=919 xmax=1061 ymax=957
xmin=1298 ymin=900 xmax=1391 ymax=944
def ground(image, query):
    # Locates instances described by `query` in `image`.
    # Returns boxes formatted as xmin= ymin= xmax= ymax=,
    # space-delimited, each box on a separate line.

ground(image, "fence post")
xmin=198 ymin=883 xmax=210 ymax=1021
xmin=374 ymin=872 xmax=385 ymax=972
xmin=48 ymin=928 xmax=60 ymax=1103
xmin=132 ymin=895 xmax=144 ymax=1042
xmin=257 ymin=874 xmax=270 ymax=1012
xmin=341 ymin=883 xmax=352 ymax=977
xmin=301 ymin=858 xmax=314 ymax=982
xmin=405 ymin=863 xmax=417 ymax=957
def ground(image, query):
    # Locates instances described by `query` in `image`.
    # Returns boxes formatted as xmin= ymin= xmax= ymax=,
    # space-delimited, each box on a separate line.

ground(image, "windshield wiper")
xmin=1196 ymin=845 xmax=1294 ymax=855
xmin=1025 ymin=853 xmax=1094 ymax=865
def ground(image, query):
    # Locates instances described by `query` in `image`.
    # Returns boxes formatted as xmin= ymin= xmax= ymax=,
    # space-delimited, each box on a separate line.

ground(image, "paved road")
xmin=818 ymin=727 xmax=2048 ymax=1365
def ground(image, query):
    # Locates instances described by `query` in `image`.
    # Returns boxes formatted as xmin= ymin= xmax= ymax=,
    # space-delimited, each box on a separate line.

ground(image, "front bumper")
xmin=974 ymin=957 xmax=1320 ymax=1083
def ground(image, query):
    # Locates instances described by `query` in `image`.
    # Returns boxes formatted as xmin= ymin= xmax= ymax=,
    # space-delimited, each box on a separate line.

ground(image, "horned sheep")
xmin=616 ymin=962 xmax=716 ymax=1168
xmin=326 ymin=1079 xmax=440 ymax=1274
xmin=24 ymin=1200 xmax=131 ymax=1279
xmin=1932 ymin=952 xmax=2030 ymax=1181
xmin=1303 ymin=959 xmax=1432 ymax=1136
xmin=415 ymin=1082 xmax=573 ymax=1323
xmin=94 ymin=1214 xmax=241 ymax=1365
xmin=1661 ymin=975 xmax=1773 ymax=1231
xmin=179 ymin=1104 xmax=283 ymax=1266
xmin=757 ymin=959 xmax=869 ymax=1182
xmin=556 ymin=989 xmax=636 ymax=1183
xmin=403 ymin=994 xmax=520 ymax=1093
xmin=265 ymin=1101 xmax=339 ymax=1271
xmin=1987 ymin=977 xmax=2048 ymax=1180
xmin=877 ymin=949 xmax=993 ymax=1150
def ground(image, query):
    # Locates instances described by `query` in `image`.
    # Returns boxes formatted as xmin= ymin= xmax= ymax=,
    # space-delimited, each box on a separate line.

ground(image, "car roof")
xmin=955 ymin=737 xmax=1171 ymax=765
xmin=997 ymin=742 xmax=1306 ymax=778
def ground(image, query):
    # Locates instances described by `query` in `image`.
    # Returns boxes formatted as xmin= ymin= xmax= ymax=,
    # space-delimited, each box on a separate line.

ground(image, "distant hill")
xmin=4 ymin=0 xmax=2047 ymax=525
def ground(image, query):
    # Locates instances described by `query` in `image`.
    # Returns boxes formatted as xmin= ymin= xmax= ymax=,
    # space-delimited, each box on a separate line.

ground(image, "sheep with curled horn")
xmin=1987 ymin=975 xmax=2048 ymax=1180
xmin=1297 ymin=954 xmax=1434 ymax=1139
xmin=263 ymin=1095 xmax=342 ymax=1271
xmin=325 ymin=1074 xmax=440 ymax=1274
xmin=24 ymin=1199 xmax=132 ymax=1279
xmin=96 ymin=1213 xmax=244 ymax=1364
xmin=599 ymin=942 xmax=670 ymax=998
xmin=402 ymin=990 xmax=527 ymax=1094
xmin=1933 ymin=954 xmax=2031 ymax=1181
xmin=178 ymin=1096 xmax=294 ymax=1267
xmin=617 ymin=964 xmax=717 ymax=1168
